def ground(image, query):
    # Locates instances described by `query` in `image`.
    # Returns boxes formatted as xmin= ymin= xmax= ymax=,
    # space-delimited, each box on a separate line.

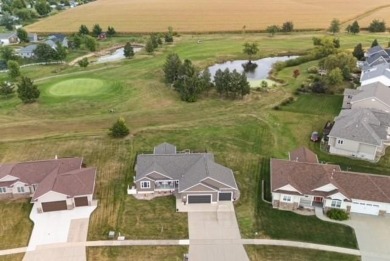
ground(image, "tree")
xmin=243 ymin=42 xmax=259 ymax=62
xmin=107 ymin=26 xmax=116 ymax=37
xmin=54 ymin=42 xmax=67 ymax=61
xmin=109 ymin=117 xmax=129 ymax=138
xmin=165 ymin=33 xmax=173 ymax=43
xmin=123 ymin=42 xmax=134 ymax=58
xmin=312 ymin=37 xmax=338 ymax=59
xmin=92 ymin=24 xmax=102 ymax=37
xmin=352 ymin=43 xmax=365 ymax=61
xmin=333 ymin=38 xmax=340 ymax=48
xmin=0 ymin=81 xmax=15 ymax=97
xmin=214 ymin=68 xmax=250 ymax=99
xmin=0 ymin=46 xmax=16 ymax=62
xmin=163 ymin=53 xmax=182 ymax=84
xmin=350 ymin=21 xmax=360 ymax=34
xmin=266 ymin=25 xmax=280 ymax=36
xmin=79 ymin=24 xmax=89 ymax=35
xmin=72 ymin=34 xmax=82 ymax=49
xmin=150 ymin=34 xmax=159 ymax=49
xmin=35 ymin=0 xmax=51 ymax=16
xmin=371 ymin=39 xmax=379 ymax=48
xmin=321 ymin=52 xmax=357 ymax=73
xmin=328 ymin=18 xmax=340 ymax=34
xmin=368 ymin=19 xmax=386 ymax=32
xmin=16 ymin=28 xmax=29 ymax=43
xmin=1 ymin=12 xmax=14 ymax=31
xmin=327 ymin=68 xmax=343 ymax=86
xmin=174 ymin=74 xmax=202 ymax=102
xmin=17 ymin=76 xmax=40 ymax=103
xmin=7 ymin=60 xmax=20 ymax=79
xmin=282 ymin=21 xmax=294 ymax=32
xmin=15 ymin=8 xmax=36 ymax=22
xmin=34 ymin=43 xmax=56 ymax=62
xmin=199 ymin=68 xmax=213 ymax=95
xmin=145 ymin=39 xmax=154 ymax=54
xmin=84 ymin=35 xmax=97 ymax=51
xmin=293 ymin=69 xmax=300 ymax=78
xmin=78 ymin=57 xmax=89 ymax=68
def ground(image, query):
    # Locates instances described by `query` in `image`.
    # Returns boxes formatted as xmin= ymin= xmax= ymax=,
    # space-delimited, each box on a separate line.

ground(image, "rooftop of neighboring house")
xmin=18 ymin=44 xmax=37 ymax=53
xmin=329 ymin=108 xmax=390 ymax=145
xmin=0 ymin=157 xmax=96 ymax=200
xmin=288 ymin=147 xmax=318 ymax=163
xmin=136 ymin=143 xmax=238 ymax=192
xmin=0 ymin=32 xmax=17 ymax=39
xmin=361 ymin=63 xmax=390 ymax=82
xmin=271 ymin=148 xmax=390 ymax=203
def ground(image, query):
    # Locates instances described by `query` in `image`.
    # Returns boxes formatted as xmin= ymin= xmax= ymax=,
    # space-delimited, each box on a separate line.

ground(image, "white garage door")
xmin=350 ymin=202 xmax=380 ymax=216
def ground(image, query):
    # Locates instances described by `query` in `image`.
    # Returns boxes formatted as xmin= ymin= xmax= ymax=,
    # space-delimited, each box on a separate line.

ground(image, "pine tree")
xmin=109 ymin=118 xmax=130 ymax=138
xmin=17 ymin=77 xmax=40 ymax=103
xmin=123 ymin=42 xmax=134 ymax=58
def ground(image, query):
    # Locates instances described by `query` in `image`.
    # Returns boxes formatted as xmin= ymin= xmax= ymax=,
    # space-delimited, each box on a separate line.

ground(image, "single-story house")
xmin=360 ymin=63 xmax=390 ymax=86
xmin=17 ymin=44 xmax=37 ymax=58
xmin=327 ymin=108 xmax=390 ymax=161
xmin=0 ymin=157 xmax=96 ymax=213
xmin=362 ymin=45 xmax=390 ymax=69
xmin=0 ymin=32 xmax=19 ymax=45
xmin=47 ymin=34 xmax=68 ymax=48
xmin=132 ymin=143 xmax=240 ymax=204
xmin=271 ymin=147 xmax=390 ymax=216
xmin=342 ymin=82 xmax=390 ymax=112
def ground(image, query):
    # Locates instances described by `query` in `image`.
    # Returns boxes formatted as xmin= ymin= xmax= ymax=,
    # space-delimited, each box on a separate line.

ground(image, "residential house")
xmin=0 ymin=157 xmax=96 ymax=213
xmin=17 ymin=44 xmax=37 ymax=58
xmin=0 ymin=32 xmax=19 ymax=45
xmin=327 ymin=108 xmax=390 ymax=161
xmin=131 ymin=143 xmax=240 ymax=204
xmin=271 ymin=147 xmax=390 ymax=216
xmin=47 ymin=34 xmax=68 ymax=48
xmin=28 ymin=33 xmax=38 ymax=43
xmin=362 ymin=45 xmax=390 ymax=69
xmin=360 ymin=63 xmax=390 ymax=86
xmin=342 ymin=82 xmax=390 ymax=112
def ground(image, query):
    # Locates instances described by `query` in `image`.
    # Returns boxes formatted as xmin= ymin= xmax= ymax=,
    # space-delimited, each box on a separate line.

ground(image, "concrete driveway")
xmin=187 ymin=202 xmax=249 ymax=261
xmin=346 ymin=214 xmax=390 ymax=261
xmin=23 ymin=202 xmax=97 ymax=261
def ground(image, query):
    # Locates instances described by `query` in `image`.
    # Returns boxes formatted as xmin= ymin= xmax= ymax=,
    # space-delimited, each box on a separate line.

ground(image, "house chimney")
xmin=331 ymin=168 xmax=335 ymax=179
xmin=55 ymin=155 xmax=58 ymax=160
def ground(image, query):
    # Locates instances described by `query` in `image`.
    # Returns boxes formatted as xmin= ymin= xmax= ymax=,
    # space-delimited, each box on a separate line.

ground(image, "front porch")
xmin=298 ymin=196 xmax=324 ymax=210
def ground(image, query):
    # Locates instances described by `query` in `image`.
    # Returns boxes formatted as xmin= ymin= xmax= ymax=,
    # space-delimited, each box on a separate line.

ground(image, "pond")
xmin=96 ymin=47 xmax=142 ymax=63
xmin=207 ymin=56 xmax=299 ymax=81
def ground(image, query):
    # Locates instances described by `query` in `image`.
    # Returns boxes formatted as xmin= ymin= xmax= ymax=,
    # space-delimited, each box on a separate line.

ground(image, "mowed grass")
xmin=87 ymin=246 xmax=188 ymax=261
xmin=245 ymin=246 xmax=361 ymax=261
xmin=0 ymin=199 xmax=33 ymax=250
xmin=281 ymin=94 xmax=343 ymax=115
xmin=47 ymin=78 xmax=106 ymax=96
xmin=26 ymin=0 xmax=390 ymax=33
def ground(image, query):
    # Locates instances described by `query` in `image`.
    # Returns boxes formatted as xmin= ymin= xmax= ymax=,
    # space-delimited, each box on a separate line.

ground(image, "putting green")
xmin=48 ymin=78 xmax=107 ymax=97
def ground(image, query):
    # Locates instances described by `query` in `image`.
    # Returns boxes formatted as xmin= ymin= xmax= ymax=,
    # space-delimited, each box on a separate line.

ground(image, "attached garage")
xmin=218 ymin=192 xmax=232 ymax=201
xmin=74 ymin=196 xmax=89 ymax=207
xmin=350 ymin=202 xmax=380 ymax=216
xmin=188 ymin=195 xmax=212 ymax=204
xmin=42 ymin=200 xmax=67 ymax=212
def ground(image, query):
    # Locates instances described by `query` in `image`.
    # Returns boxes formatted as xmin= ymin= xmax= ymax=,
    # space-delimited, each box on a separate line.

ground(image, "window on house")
xmin=140 ymin=181 xmax=150 ymax=189
xmin=282 ymin=195 xmax=292 ymax=202
xmin=337 ymin=140 xmax=344 ymax=145
xmin=0 ymin=187 xmax=6 ymax=193
xmin=17 ymin=187 xmax=25 ymax=193
xmin=331 ymin=199 xmax=342 ymax=208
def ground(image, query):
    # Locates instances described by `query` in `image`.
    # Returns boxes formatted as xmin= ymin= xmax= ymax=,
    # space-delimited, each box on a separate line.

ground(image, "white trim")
xmin=218 ymin=191 xmax=233 ymax=201
xmin=145 ymin=170 xmax=173 ymax=180
xmin=135 ymin=176 xmax=154 ymax=182
xmin=187 ymin=194 xmax=213 ymax=203
xmin=281 ymin=195 xmax=292 ymax=202
xmin=0 ymin=187 xmax=6 ymax=193
xmin=180 ymin=182 xmax=218 ymax=192
xmin=331 ymin=199 xmax=342 ymax=208
xmin=200 ymin=177 xmax=237 ymax=190
xmin=34 ymin=190 xmax=68 ymax=200
xmin=140 ymin=181 xmax=151 ymax=189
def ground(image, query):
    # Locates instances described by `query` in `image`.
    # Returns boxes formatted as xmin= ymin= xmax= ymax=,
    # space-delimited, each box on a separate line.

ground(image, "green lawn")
xmin=87 ymin=246 xmax=188 ymax=261
xmin=245 ymin=246 xmax=361 ymax=261
xmin=281 ymin=94 xmax=343 ymax=115
xmin=47 ymin=78 xmax=106 ymax=96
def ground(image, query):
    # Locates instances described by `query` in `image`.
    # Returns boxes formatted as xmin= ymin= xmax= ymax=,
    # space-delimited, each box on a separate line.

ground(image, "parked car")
xmin=311 ymin=131 xmax=320 ymax=142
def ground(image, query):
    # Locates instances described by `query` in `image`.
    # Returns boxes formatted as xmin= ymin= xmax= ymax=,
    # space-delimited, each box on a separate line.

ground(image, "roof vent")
xmin=54 ymin=155 xmax=58 ymax=160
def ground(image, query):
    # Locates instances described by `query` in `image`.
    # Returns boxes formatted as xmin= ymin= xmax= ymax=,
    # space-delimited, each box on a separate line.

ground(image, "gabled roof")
xmin=272 ymin=148 xmax=390 ymax=203
xmin=48 ymin=34 xmax=66 ymax=42
xmin=0 ymin=157 xmax=96 ymax=199
xmin=289 ymin=147 xmax=318 ymax=163
xmin=329 ymin=108 xmax=390 ymax=145
xmin=136 ymin=144 xmax=238 ymax=192
xmin=18 ymin=44 xmax=37 ymax=53
xmin=153 ymin=142 xmax=176 ymax=155
xmin=351 ymin=82 xmax=390 ymax=110
xmin=366 ymin=45 xmax=385 ymax=56
xmin=0 ymin=32 xmax=17 ymax=39
xmin=361 ymin=63 xmax=390 ymax=82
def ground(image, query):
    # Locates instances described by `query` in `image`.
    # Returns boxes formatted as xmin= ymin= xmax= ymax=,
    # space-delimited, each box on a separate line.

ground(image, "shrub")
xmin=109 ymin=117 xmax=130 ymax=138
xmin=273 ymin=105 xmax=280 ymax=110
xmin=307 ymin=66 xmax=319 ymax=74
xmin=326 ymin=208 xmax=349 ymax=221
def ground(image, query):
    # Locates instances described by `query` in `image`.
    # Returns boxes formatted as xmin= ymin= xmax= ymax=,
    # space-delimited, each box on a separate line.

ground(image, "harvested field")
xmin=26 ymin=0 xmax=390 ymax=33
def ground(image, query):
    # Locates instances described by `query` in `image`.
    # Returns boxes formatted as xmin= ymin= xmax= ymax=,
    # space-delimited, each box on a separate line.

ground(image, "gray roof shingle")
xmin=361 ymin=63 xmax=390 ymax=82
xmin=329 ymin=108 xmax=390 ymax=145
xmin=351 ymin=82 xmax=390 ymax=110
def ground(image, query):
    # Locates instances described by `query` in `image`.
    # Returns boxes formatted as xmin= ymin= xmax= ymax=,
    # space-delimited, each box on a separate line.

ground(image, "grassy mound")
xmin=47 ymin=78 xmax=107 ymax=97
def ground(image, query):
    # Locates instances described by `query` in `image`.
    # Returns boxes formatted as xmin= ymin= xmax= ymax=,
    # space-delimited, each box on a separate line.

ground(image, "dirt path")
xmin=341 ymin=4 xmax=390 ymax=25
xmin=68 ymin=44 xmax=125 ymax=66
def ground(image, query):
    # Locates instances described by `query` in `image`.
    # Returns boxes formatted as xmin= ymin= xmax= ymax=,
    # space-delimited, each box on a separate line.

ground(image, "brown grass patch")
xmin=26 ymin=0 xmax=390 ymax=33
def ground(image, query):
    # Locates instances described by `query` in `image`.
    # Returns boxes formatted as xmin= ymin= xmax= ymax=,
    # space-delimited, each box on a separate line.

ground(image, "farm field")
xmin=26 ymin=0 xmax=390 ymax=33
xmin=2 ymin=32 xmax=390 ymax=257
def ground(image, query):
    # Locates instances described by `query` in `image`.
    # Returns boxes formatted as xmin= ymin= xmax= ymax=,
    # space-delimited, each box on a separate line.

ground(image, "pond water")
xmin=208 ymin=56 xmax=299 ymax=80
xmin=96 ymin=47 xmax=142 ymax=63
